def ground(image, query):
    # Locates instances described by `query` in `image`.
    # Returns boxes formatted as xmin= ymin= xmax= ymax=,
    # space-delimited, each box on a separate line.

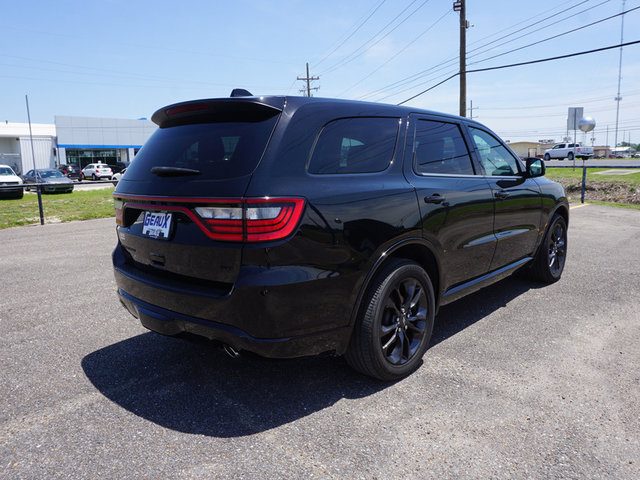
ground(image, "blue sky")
xmin=2 ymin=0 xmax=639 ymax=143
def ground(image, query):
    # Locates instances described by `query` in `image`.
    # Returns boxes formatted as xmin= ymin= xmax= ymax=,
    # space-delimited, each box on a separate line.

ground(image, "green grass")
xmin=0 ymin=187 xmax=116 ymax=229
xmin=546 ymin=167 xmax=640 ymax=185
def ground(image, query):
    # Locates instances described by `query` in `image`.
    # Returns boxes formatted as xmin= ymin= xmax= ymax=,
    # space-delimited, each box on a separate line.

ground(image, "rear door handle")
xmin=424 ymin=194 xmax=446 ymax=204
xmin=495 ymin=190 xmax=510 ymax=200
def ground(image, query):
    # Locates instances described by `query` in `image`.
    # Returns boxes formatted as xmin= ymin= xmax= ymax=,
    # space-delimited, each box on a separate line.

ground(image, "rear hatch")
xmin=113 ymin=97 xmax=285 ymax=287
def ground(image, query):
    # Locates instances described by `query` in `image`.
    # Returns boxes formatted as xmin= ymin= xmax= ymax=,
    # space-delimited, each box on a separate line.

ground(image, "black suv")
xmin=112 ymin=95 xmax=568 ymax=380
xmin=58 ymin=164 xmax=82 ymax=180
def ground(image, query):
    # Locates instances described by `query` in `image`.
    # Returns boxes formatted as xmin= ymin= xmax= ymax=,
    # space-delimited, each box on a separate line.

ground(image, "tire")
xmin=79 ymin=174 xmax=84 ymax=181
xmin=92 ymin=173 xmax=98 ymax=181
xmin=529 ymin=214 xmax=567 ymax=283
xmin=544 ymin=153 xmax=551 ymax=162
xmin=345 ymin=258 xmax=435 ymax=381
xmin=567 ymin=152 xmax=574 ymax=161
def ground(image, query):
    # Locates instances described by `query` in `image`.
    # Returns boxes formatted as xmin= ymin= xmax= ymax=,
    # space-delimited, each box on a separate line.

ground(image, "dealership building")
xmin=0 ymin=116 xmax=156 ymax=175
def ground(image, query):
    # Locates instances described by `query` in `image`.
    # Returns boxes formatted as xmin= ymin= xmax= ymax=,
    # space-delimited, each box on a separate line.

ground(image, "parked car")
xmin=81 ymin=163 xmax=113 ymax=180
xmin=22 ymin=169 xmax=74 ymax=193
xmin=111 ymin=168 xmax=126 ymax=184
xmin=112 ymin=94 xmax=569 ymax=381
xmin=543 ymin=142 xmax=593 ymax=161
xmin=0 ymin=164 xmax=24 ymax=199
xmin=58 ymin=164 xmax=82 ymax=180
xmin=544 ymin=143 xmax=593 ymax=162
xmin=111 ymin=161 xmax=130 ymax=173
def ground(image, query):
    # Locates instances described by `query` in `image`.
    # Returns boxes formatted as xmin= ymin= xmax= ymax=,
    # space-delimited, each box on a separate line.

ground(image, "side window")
xmin=469 ymin=127 xmax=520 ymax=176
xmin=412 ymin=120 xmax=474 ymax=175
xmin=308 ymin=117 xmax=399 ymax=174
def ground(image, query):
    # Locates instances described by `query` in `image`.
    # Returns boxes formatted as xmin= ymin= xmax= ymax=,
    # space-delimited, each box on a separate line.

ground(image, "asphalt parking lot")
xmin=1 ymin=204 xmax=638 ymax=479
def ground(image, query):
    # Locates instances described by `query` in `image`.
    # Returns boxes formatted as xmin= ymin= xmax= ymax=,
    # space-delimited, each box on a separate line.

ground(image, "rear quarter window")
xmin=308 ymin=117 xmax=399 ymax=174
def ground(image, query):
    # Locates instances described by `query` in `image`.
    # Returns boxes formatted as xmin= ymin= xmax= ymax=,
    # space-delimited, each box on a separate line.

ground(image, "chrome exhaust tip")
xmin=223 ymin=344 xmax=241 ymax=358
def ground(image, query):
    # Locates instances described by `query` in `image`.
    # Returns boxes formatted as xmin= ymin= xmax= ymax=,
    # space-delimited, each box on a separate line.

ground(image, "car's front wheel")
xmin=530 ymin=214 xmax=567 ymax=283
xmin=92 ymin=173 xmax=98 ymax=181
xmin=544 ymin=153 xmax=551 ymax=161
xmin=345 ymin=259 xmax=435 ymax=381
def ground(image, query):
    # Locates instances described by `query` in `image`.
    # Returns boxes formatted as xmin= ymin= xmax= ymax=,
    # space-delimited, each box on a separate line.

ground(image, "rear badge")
xmin=142 ymin=211 xmax=173 ymax=240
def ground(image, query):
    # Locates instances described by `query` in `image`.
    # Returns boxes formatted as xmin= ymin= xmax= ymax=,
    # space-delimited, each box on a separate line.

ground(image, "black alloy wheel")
xmin=530 ymin=214 xmax=567 ymax=283
xmin=345 ymin=259 xmax=435 ymax=381
xmin=379 ymin=277 xmax=428 ymax=365
xmin=547 ymin=218 xmax=567 ymax=278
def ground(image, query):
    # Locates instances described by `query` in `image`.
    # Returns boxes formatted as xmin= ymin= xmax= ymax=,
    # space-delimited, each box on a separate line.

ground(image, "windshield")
xmin=0 ymin=167 xmax=16 ymax=176
xmin=39 ymin=170 xmax=64 ymax=178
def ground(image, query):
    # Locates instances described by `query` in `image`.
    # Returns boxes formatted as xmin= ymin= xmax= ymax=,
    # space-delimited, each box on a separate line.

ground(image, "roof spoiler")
xmin=230 ymin=88 xmax=253 ymax=97
xmin=151 ymin=98 xmax=284 ymax=127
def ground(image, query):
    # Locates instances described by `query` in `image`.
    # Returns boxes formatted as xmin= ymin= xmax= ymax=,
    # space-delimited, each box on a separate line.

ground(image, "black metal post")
xmin=25 ymin=95 xmax=45 ymax=225
xmin=581 ymin=161 xmax=587 ymax=203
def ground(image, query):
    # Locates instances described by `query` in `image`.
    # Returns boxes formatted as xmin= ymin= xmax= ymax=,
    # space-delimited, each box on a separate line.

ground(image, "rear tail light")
xmin=114 ymin=198 xmax=124 ymax=226
xmin=194 ymin=198 xmax=305 ymax=242
xmin=113 ymin=196 xmax=305 ymax=242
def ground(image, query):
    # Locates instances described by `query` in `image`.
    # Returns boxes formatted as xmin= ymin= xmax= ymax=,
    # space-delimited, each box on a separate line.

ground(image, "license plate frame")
xmin=142 ymin=211 xmax=173 ymax=240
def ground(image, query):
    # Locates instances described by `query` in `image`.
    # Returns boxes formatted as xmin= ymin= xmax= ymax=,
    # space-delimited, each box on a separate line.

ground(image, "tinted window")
xmin=126 ymin=116 xmax=279 ymax=180
xmin=469 ymin=127 xmax=519 ymax=176
xmin=412 ymin=120 xmax=474 ymax=175
xmin=308 ymin=117 xmax=399 ymax=174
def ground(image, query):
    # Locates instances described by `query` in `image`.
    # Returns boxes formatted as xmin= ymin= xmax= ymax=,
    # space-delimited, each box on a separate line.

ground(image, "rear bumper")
xmin=117 ymin=289 xmax=350 ymax=358
xmin=112 ymin=244 xmax=353 ymax=357
xmin=0 ymin=186 xmax=23 ymax=195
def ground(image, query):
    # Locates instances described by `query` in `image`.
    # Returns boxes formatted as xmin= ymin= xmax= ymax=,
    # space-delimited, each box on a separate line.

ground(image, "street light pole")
xmin=614 ymin=0 xmax=626 ymax=151
xmin=25 ymin=95 xmax=44 ymax=226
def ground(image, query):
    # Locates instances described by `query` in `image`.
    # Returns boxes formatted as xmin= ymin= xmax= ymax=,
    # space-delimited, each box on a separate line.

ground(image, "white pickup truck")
xmin=543 ymin=143 xmax=593 ymax=161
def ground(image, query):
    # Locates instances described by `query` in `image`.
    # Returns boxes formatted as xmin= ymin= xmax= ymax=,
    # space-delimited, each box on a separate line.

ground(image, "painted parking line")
xmin=570 ymin=203 xmax=589 ymax=210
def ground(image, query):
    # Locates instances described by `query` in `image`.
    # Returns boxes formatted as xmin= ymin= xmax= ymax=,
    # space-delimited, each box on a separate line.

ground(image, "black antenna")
xmin=230 ymin=89 xmax=253 ymax=97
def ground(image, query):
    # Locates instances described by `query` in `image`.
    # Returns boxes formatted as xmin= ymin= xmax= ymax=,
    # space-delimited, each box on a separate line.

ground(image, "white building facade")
xmin=0 ymin=116 xmax=156 ymax=174
xmin=55 ymin=116 xmax=156 ymax=169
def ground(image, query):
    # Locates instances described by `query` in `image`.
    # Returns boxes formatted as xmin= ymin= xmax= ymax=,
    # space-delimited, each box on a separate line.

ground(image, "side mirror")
xmin=524 ymin=157 xmax=545 ymax=178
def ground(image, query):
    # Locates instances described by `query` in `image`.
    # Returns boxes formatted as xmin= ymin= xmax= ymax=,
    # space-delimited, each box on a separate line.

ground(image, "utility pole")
xmin=468 ymin=100 xmax=477 ymax=119
xmin=297 ymin=63 xmax=319 ymax=97
xmin=454 ymin=1 xmax=467 ymax=117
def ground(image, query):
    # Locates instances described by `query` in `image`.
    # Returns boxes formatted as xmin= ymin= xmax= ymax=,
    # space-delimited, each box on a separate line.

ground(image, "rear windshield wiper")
xmin=150 ymin=166 xmax=201 ymax=177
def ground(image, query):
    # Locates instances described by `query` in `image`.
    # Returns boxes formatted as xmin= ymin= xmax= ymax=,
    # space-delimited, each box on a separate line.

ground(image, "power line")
xmin=468 ymin=2 xmax=637 ymax=67
xmin=466 ymin=0 xmax=599 ymax=59
xmin=319 ymin=0 xmax=431 ymax=76
xmin=397 ymin=40 xmax=640 ymax=105
xmin=359 ymin=0 xmax=613 ymax=101
xmin=312 ymin=0 xmax=387 ymax=69
xmin=337 ymin=7 xmax=452 ymax=96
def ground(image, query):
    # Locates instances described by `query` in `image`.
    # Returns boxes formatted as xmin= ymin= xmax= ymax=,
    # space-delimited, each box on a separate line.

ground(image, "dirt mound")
xmin=549 ymin=178 xmax=640 ymax=204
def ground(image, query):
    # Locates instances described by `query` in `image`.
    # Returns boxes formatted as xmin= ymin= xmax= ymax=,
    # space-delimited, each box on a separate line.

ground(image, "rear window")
xmin=308 ymin=117 xmax=399 ymax=174
xmin=126 ymin=116 xmax=279 ymax=180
